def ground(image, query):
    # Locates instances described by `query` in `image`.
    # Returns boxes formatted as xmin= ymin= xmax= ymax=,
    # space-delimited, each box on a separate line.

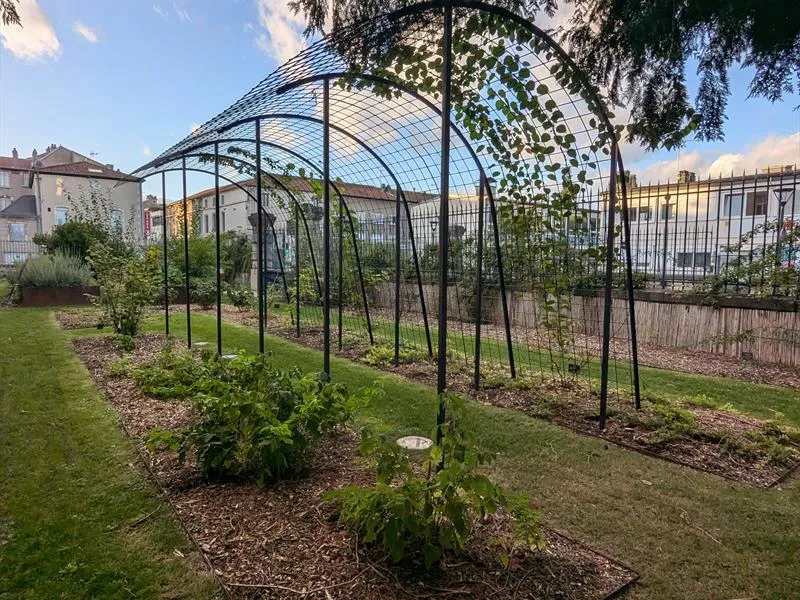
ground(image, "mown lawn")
xmin=140 ymin=313 xmax=800 ymax=600
xmin=0 ymin=309 xmax=219 ymax=600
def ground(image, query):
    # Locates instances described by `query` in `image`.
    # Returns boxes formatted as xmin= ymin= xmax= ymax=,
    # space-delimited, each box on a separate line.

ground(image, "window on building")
xmin=627 ymin=207 xmax=637 ymax=222
xmin=660 ymin=204 xmax=676 ymax=220
xmin=221 ymin=211 xmax=226 ymax=231
xmin=723 ymin=193 xmax=744 ymax=217
xmin=110 ymin=209 xmax=123 ymax=233
xmin=0 ymin=171 xmax=10 ymax=188
xmin=676 ymin=252 xmax=712 ymax=268
xmin=220 ymin=194 xmax=225 ymax=205
xmin=55 ymin=207 xmax=69 ymax=226
xmin=639 ymin=206 xmax=652 ymax=221
xmin=9 ymin=222 xmax=25 ymax=241
xmin=204 ymin=214 xmax=209 ymax=234
xmin=152 ymin=216 xmax=163 ymax=227
xmin=745 ymin=191 xmax=768 ymax=216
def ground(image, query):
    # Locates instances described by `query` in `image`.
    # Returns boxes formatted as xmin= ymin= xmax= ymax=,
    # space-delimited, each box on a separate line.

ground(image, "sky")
xmin=1 ymin=0 xmax=798 ymax=200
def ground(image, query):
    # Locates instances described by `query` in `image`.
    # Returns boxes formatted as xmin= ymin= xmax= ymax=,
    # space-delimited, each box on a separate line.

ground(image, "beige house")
xmin=0 ymin=145 xmax=143 ymax=264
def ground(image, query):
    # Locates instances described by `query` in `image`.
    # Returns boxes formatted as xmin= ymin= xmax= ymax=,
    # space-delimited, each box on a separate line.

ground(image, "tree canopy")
xmin=1 ymin=0 xmax=20 ymax=27
xmin=289 ymin=0 xmax=800 ymax=150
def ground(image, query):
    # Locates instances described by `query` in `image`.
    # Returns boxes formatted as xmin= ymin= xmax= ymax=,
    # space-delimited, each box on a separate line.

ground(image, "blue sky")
xmin=1 ymin=0 xmax=798 ymax=199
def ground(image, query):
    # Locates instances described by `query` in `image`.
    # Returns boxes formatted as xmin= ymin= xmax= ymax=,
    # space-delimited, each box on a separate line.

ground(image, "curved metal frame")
xmin=136 ymin=0 xmax=640 ymax=438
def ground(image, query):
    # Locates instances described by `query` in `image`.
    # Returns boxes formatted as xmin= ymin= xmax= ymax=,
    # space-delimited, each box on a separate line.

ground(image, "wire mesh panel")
xmin=134 ymin=1 xmax=643 ymax=415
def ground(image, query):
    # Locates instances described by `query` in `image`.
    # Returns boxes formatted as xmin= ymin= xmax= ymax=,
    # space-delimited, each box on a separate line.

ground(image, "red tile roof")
xmin=0 ymin=156 xmax=32 ymax=171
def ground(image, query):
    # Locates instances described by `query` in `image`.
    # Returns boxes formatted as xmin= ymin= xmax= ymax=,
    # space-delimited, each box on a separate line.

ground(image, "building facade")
xmin=0 ymin=145 xmax=143 ymax=264
xmin=603 ymin=166 xmax=800 ymax=286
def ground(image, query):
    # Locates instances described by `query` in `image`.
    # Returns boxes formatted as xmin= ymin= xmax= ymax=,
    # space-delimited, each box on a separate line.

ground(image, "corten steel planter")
xmin=20 ymin=286 xmax=99 ymax=307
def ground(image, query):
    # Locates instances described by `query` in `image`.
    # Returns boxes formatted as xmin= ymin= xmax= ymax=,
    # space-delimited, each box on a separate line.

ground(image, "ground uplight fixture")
xmin=396 ymin=435 xmax=433 ymax=450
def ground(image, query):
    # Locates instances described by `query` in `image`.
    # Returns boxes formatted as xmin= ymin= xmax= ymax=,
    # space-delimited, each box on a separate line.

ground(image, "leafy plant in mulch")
xmin=87 ymin=243 xmax=160 ymax=337
xmin=148 ymin=352 xmax=377 ymax=483
xmin=363 ymin=343 xmax=427 ymax=368
xmin=325 ymin=395 xmax=545 ymax=569
xmin=190 ymin=278 xmax=218 ymax=310
xmin=226 ymin=282 xmax=255 ymax=312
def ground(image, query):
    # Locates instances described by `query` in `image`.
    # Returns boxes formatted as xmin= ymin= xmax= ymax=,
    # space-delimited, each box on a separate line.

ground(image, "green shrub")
xmin=87 ymin=243 xmax=160 ymax=337
xmin=32 ymin=221 xmax=112 ymax=261
xmin=148 ymin=353 xmax=374 ymax=483
xmin=132 ymin=338 xmax=207 ymax=399
xmin=325 ymin=395 xmax=544 ymax=568
xmin=12 ymin=252 xmax=94 ymax=288
xmin=226 ymin=282 xmax=254 ymax=311
xmin=115 ymin=334 xmax=135 ymax=352
xmin=191 ymin=278 xmax=217 ymax=309
xmin=364 ymin=343 xmax=426 ymax=367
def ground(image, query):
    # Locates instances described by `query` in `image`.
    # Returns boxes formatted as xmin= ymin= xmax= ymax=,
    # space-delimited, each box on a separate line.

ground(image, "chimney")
xmin=677 ymin=170 xmax=696 ymax=184
xmin=105 ymin=163 xmax=114 ymax=171
xmin=624 ymin=170 xmax=638 ymax=189
xmin=31 ymin=148 xmax=38 ymax=159
xmin=12 ymin=147 xmax=18 ymax=159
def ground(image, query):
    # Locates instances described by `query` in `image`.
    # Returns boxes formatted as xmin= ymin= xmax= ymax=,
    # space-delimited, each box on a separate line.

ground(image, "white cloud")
xmin=173 ymin=1 xmax=191 ymax=22
xmin=253 ymin=0 xmax=307 ymax=63
xmin=73 ymin=21 xmax=98 ymax=44
xmin=142 ymin=145 xmax=152 ymax=157
xmin=632 ymin=132 xmax=800 ymax=183
xmin=0 ymin=0 xmax=61 ymax=61
xmin=153 ymin=4 xmax=168 ymax=20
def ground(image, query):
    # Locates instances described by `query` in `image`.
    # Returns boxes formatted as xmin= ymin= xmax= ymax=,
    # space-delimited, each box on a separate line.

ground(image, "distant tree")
xmin=1 ymin=0 xmax=20 ymax=26
xmin=289 ymin=0 xmax=800 ymax=149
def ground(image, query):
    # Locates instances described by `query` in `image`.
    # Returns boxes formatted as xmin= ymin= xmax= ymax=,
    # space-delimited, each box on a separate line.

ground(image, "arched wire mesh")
xmin=135 ymin=0 xmax=641 ymax=422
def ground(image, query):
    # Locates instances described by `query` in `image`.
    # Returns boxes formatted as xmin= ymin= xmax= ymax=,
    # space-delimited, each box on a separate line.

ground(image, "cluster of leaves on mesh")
xmin=325 ymin=394 xmax=545 ymax=568
xmin=145 ymin=348 xmax=375 ymax=483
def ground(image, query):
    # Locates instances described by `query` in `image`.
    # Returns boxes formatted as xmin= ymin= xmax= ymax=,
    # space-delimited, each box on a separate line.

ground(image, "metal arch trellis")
xmin=143 ymin=149 xmax=376 ymax=355
xmin=135 ymin=0 xmax=641 ymax=438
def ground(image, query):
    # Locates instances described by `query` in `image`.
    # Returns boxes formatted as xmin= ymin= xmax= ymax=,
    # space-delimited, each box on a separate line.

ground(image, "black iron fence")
xmin=0 ymin=241 xmax=42 ymax=266
xmin=615 ymin=168 xmax=799 ymax=294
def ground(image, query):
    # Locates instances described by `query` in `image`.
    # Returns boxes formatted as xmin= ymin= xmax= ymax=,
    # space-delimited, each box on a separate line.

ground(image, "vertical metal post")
xmin=616 ymin=151 xmax=641 ymax=409
xmin=161 ymin=172 xmax=170 ymax=335
xmin=295 ymin=201 xmax=301 ymax=337
xmin=394 ymin=187 xmax=402 ymax=366
xmin=214 ymin=142 xmax=222 ymax=355
xmin=402 ymin=197 xmax=433 ymax=356
xmin=322 ymin=78 xmax=331 ymax=377
xmin=436 ymin=3 xmax=453 ymax=448
xmin=599 ymin=142 xmax=618 ymax=430
xmin=487 ymin=184 xmax=516 ymax=377
xmin=181 ymin=157 xmax=191 ymax=348
xmin=255 ymin=120 xmax=265 ymax=353
xmin=338 ymin=192 xmax=343 ymax=350
xmin=473 ymin=175 xmax=485 ymax=389
xmin=661 ymin=190 xmax=670 ymax=288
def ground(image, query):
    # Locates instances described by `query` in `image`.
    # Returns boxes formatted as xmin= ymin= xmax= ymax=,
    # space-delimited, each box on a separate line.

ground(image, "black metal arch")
xmin=137 ymin=0 xmax=641 ymax=439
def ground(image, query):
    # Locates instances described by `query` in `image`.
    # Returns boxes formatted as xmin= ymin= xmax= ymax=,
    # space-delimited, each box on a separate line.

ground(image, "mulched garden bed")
xmin=55 ymin=307 xmax=105 ymax=329
xmin=73 ymin=333 xmax=638 ymax=599
xmin=247 ymin=320 xmax=800 ymax=488
xmin=186 ymin=303 xmax=800 ymax=390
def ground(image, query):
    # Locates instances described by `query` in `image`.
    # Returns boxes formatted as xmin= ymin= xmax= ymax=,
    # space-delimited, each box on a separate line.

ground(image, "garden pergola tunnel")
xmin=134 ymin=0 xmax=641 ymax=432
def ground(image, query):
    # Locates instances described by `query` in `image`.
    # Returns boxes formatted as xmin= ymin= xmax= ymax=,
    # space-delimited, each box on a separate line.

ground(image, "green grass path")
xmin=0 ymin=309 xmax=219 ymax=600
xmin=143 ymin=313 xmax=800 ymax=600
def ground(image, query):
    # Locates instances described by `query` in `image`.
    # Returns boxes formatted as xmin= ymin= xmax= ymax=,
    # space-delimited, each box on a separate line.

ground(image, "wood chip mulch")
xmin=73 ymin=334 xmax=637 ymax=599
xmin=249 ymin=322 xmax=799 ymax=488
xmin=55 ymin=308 xmax=105 ymax=329
xmin=185 ymin=303 xmax=800 ymax=390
